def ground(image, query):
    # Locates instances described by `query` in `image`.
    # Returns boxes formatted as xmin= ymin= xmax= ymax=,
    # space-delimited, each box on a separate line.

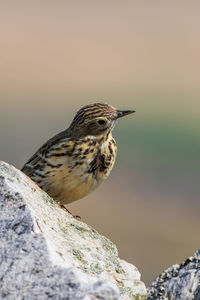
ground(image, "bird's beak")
xmin=116 ymin=109 xmax=135 ymax=119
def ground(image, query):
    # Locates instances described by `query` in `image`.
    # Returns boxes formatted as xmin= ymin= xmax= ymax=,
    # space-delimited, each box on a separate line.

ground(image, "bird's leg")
xmin=57 ymin=202 xmax=81 ymax=220
xmin=61 ymin=205 xmax=82 ymax=220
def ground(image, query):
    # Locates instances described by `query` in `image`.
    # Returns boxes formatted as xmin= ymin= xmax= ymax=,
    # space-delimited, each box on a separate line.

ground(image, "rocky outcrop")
xmin=147 ymin=249 xmax=200 ymax=300
xmin=0 ymin=161 xmax=147 ymax=300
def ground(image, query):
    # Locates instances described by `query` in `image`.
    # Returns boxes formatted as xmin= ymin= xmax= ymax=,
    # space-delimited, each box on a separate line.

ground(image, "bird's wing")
xmin=21 ymin=129 xmax=73 ymax=176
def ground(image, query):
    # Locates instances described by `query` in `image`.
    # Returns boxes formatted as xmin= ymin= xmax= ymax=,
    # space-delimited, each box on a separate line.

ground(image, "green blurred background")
xmin=0 ymin=1 xmax=199 ymax=285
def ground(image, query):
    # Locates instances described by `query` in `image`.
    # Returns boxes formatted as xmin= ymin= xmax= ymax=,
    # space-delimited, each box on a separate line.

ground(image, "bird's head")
xmin=69 ymin=103 xmax=135 ymax=138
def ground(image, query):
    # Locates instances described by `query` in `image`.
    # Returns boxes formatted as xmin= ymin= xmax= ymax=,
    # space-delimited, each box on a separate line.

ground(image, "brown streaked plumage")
xmin=21 ymin=103 xmax=135 ymax=205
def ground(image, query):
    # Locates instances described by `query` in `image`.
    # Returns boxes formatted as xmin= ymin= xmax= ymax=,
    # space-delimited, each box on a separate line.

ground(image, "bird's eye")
xmin=97 ymin=119 xmax=106 ymax=126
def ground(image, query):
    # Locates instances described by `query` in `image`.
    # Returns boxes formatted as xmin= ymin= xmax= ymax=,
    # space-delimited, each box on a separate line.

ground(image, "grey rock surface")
xmin=0 ymin=161 xmax=147 ymax=300
xmin=147 ymin=249 xmax=200 ymax=300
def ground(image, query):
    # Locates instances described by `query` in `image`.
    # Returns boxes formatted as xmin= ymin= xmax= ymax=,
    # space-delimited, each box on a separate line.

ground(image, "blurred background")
xmin=0 ymin=1 xmax=199 ymax=285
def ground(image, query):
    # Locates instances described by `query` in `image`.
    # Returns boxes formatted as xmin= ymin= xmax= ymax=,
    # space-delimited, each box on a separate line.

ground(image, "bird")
xmin=21 ymin=103 xmax=135 ymax=208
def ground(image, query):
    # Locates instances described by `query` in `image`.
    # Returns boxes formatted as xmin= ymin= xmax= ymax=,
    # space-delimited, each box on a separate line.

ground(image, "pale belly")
xmin=48 ymin=169 xmax=101 ymax=204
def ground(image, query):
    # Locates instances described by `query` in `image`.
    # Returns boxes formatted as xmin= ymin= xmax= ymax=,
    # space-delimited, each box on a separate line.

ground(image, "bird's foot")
xmin=58 ymin=202 xmax=81 ymax=220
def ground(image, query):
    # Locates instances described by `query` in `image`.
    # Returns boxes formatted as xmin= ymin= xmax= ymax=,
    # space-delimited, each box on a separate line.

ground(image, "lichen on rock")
xmin=0 ymin=161 xmax=147 ymax=300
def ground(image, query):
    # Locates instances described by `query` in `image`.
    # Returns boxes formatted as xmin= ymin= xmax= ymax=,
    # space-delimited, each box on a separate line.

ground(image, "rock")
xmin=0 ymin=161 xmax=147 ymax=300
xmin=147 ymin=249 xmax=200 ymax=300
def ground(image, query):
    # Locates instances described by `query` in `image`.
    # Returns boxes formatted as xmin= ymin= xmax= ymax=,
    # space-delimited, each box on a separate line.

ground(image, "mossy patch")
xmin=101 ymin=236 xmax=118 ymax=256
xmin=72 ymin=249 xmax=87 ymax=265
xmin=90 ymin=262 xmax=104 ymax=275
xmin=120 ymin=287 xmax=147 ymax=300
xmin=115 ymin=266 xmax=125 ymax=274
xmin=42 ymin=193 xmax=56 ymax=206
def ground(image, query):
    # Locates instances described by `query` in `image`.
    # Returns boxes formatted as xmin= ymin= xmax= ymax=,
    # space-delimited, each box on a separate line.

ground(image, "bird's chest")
xmin=70 ymin=136 xmax=117 ymax=180
xmin=87 ymin=137 xmax=117 ymax=181
xmin=49 ymin=135 xmax=117 ymax=203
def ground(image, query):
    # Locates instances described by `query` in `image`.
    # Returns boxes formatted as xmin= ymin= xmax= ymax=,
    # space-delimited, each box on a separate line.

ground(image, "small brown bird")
xmin=21 ymin=103 xmax=135 ymax=206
